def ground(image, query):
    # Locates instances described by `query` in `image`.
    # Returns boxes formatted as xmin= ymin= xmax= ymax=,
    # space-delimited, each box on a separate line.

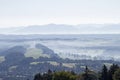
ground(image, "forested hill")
xmin=33 ymin=64 xmax=120 ymax=80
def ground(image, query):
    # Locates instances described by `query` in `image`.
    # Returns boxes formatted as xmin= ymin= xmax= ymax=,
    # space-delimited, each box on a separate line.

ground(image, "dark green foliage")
xmin=34 ymin=70 xmax=77 ymax=80
xmin=108 ymin=64 xmax=119 ymax=80
xmin=33 ymin=64 xmax=120 ymax=80
xmin=34 ymin=69 xmax=53 ymax=80
xmin=52 ymin=71 xmax=77 ymax=80
xmin=34 ymin=73 xmax=42 ymax=80
xmin=77 ymin=66 xmax=98 ymax=80
xmin=84 ymin=66 xmax=89 ymax=80
xmin=81 ymin=72 xmax=98 ymax=80
xmin=100 ymin=65 xmax=108 ymax=80
xmin=113 ymin=68 xmax=120 ymax=80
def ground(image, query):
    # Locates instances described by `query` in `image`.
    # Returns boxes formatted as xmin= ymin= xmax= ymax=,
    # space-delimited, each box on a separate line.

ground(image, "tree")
xmin=46 ymin=69 xmax=53 ymax=80
xmin=77 ymin=66 xmax=98 ymax=80
xmin=84 ymin=66 xmax=89 ymax=80
xmin=34 ymin=73 xmax=42 ymax=80
xmin=108 ymin=64 xmax=119 ymax=80
xmin=113 ymin=68 xmax=120 ymax=80
xmin=52 ymin=71 xmax=77 ymax=80
xmin=33 ymin=69 xmax=53 ymax=80
xmin=100 ymin=65 xmax=108 ymax=80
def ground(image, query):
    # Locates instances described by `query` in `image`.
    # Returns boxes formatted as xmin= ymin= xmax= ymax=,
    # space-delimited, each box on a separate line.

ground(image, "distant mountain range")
xmin=0 ymin=24 xmax=120 ymax=34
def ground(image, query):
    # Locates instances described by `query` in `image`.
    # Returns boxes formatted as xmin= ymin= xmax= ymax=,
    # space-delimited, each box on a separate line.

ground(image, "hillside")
xmin=0 ymin=34 xmax=119 ymax=80
xmin=0 ymin=43 xmax=119 ymax=80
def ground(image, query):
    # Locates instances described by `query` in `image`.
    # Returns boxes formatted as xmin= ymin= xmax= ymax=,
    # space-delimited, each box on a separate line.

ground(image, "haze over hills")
xmin=0 ymin=24 xmax=120 ymax=34
xmin=0 ymin=27 xmax=120 ymax=79
xmin=1 ymin=0 xmax=120 ymax=79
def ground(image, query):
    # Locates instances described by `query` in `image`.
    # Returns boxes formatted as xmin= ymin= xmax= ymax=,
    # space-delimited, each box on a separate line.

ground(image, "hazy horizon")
xmin=0 ymin=24 xmax=119 ymax=34
xmin=0 ymin=0 xmax=120 ymax=28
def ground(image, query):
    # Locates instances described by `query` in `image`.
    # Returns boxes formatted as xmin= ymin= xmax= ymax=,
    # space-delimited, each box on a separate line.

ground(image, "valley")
xmin=0 ymin=34 xmax=120 ymax=80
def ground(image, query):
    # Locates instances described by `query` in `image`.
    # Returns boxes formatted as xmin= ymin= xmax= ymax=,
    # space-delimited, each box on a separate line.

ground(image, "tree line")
xmin=33 ymin=64 xmax=120 ymax=80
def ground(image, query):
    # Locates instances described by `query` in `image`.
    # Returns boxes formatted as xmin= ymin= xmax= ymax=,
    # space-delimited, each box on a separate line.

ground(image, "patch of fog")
xmin=40 ymin=40 xmax=115 ymax=47
xmin=39 ymin=40 xmax=106 ymax=57
xmin=54 ymin=49 xmax=104 ymax=57
xmin=25 ymin=41 xmax=37 ymax=48
xmin=24 ymin=41 xmax=43 ymax=48
xmin=38 ymin=39 xmax=120 ymax=60
xmin=2 ymin=38 xmax=119 ymax=60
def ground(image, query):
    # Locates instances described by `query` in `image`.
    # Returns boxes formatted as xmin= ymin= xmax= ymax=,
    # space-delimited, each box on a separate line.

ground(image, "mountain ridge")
xmin=0 ymin=24 xmax=120 ymax=34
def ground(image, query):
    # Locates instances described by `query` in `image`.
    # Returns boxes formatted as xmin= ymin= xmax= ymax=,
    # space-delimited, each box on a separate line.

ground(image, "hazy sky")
xmin=0 ymin=0 xmax=120 ymax=28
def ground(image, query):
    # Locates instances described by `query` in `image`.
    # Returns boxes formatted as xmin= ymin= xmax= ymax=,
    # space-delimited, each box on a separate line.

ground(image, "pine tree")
xmin=34 ymin=73 xmax=42 ymax=80
xmin=113 ymin=68 xmax=120 ymax=80
xmin=108 ymin=64 xmax=119 ymax=80
xmin=101 ymin=65 xmax=108 ymax=80
xmin=84 ymin=66 xmax=89 ymax=80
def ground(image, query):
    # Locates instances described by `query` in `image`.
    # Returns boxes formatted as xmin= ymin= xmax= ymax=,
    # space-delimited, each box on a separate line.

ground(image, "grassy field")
xmin=25 ymin=48 xmax=50 ymax=59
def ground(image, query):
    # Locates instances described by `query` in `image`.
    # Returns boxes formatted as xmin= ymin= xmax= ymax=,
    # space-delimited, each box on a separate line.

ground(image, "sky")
xmin=0 ymin=0 xmax=120 ymax=28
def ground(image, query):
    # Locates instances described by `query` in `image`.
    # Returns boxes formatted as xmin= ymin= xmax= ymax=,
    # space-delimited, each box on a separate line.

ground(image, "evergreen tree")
xmin=34 ymin=73 xmax=42 ymax=80
xmin=77 ymin=66 xmax=98 ymax=80
xmin=52 ymin=71 xmax=76 ymax=80
xmin=101 ymin=65 xmax=108 ymax=80
xmin=108 ymin=64 xmax=119 ymax=80
xmin=84 ymin=66 xmax=89 ymax=80
xmin=47 ymin=69 xmax=53 ymax=80
xmin=113 ymin=68 xmax=120 ymax=80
